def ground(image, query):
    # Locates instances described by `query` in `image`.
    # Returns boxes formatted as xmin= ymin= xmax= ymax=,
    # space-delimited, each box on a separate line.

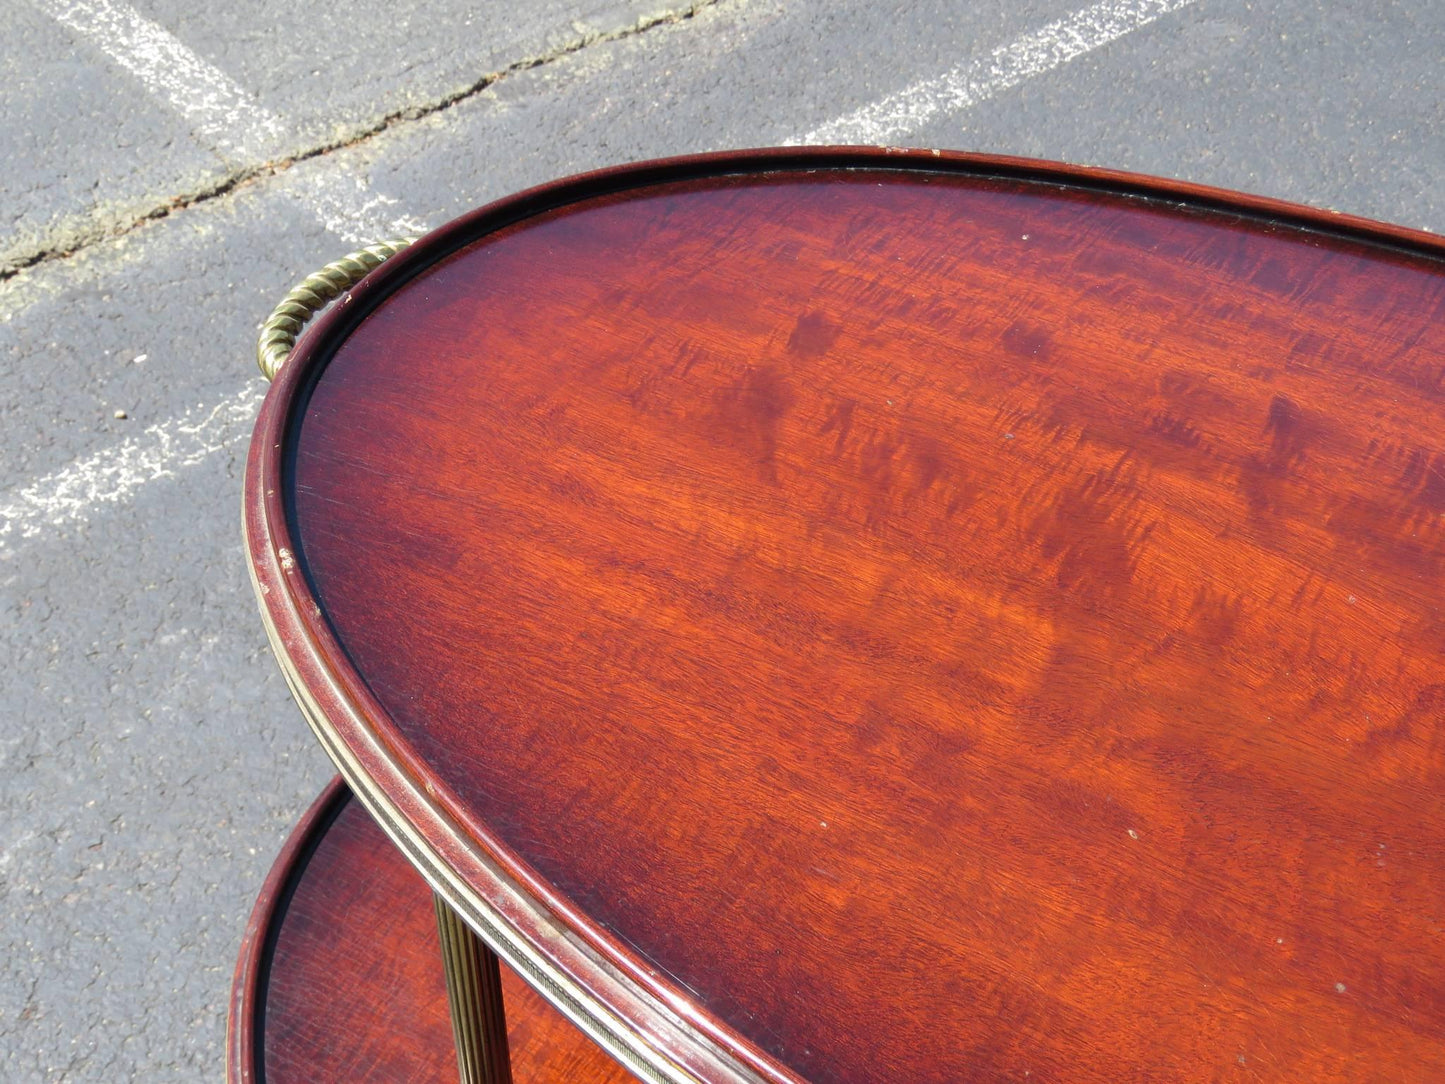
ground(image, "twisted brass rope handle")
xmin=256 ymin=238 xmax=416 ymax=380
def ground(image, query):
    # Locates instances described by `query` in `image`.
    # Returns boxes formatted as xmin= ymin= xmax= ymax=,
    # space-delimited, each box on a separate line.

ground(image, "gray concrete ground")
xmin=0 ymin=0 xmax=1441 ymax=1079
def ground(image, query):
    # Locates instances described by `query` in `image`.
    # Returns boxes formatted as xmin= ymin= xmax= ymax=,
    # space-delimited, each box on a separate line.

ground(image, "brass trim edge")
xmin=255 ymin=238 xmax=416 ymax=380
xmin=245 ymin=553 xmax=758 ymax=1084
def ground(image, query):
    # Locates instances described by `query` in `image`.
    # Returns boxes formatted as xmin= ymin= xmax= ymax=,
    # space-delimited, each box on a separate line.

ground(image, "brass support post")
xmin=434 ymin=894 xmax=515 ymax=1084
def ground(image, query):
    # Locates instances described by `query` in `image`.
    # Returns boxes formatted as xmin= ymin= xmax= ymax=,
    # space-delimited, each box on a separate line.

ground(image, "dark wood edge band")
xmin=244 ymin=147 xmax=1445 ymax=1084
xmin=226 ymin=775 xmax=350 ymax=1084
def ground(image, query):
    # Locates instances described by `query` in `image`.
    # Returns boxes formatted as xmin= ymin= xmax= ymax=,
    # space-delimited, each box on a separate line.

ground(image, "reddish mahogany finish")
xmin=248 ymin=150 xmax=1445 ymax=1083
xmin=227 ymin=778 xmax=633 ymax=1083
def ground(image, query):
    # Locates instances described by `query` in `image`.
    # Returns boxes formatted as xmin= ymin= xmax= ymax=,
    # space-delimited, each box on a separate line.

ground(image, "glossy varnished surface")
xmin=259 ymin=153 xmax=1445 ymax=1082
xmin=227 ymin=779 xmax=633 ymax=1083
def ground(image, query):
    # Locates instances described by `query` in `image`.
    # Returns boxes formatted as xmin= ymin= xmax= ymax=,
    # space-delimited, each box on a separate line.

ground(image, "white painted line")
xmin=791 ymin=0 xmax=1198 ymax=147
xmin=0 ymin=385 xmax=263 ymax=542
xmin=35 ymin=0 xmax=285 ymax=163
xmin=2 ymin=2 xmax=428 ymax=552
xmin=31 ymin=0 xmax=427 ymax=244
xmin=294 ymin=172 xmax=430 ymax=245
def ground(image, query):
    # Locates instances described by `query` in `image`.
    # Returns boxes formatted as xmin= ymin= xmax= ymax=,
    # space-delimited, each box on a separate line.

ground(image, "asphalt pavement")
xmin=1 ymin=0 xmax=1441 ymax=1079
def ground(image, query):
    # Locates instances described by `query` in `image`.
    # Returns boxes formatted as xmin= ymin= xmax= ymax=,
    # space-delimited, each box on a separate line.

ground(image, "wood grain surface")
xmin=251 ymin=151 xmax=1445 ymax=1083
xmin=227 ymin=777 xmax=633 ymax=1083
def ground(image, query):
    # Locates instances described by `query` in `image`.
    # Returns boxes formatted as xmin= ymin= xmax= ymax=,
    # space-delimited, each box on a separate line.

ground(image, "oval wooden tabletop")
xmin=246 ymin=149 xmax=1445 ymax=1084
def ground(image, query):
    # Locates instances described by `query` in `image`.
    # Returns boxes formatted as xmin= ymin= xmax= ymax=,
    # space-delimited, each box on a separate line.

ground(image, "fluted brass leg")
xmin=434 ymin=894 xmax=514 ymax=1084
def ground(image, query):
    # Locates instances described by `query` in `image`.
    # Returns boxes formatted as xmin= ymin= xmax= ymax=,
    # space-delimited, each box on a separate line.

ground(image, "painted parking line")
xmin=792 ymin=0 xmax=1198 ymax=146
xmin=3 ymin=0 xmax=1202 ymax=549
xmin=0 ymin=386 xmax=264 ymax=542
xmin=36 ymin=0 xmax=286 ymax=161
xmin=32 ymin=0 xmax=427 ymax=244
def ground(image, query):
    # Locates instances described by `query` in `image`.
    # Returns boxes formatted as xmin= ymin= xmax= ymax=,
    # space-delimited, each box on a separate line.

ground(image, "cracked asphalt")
xmin=0 ymin=0 xmax=1441 ymax=1079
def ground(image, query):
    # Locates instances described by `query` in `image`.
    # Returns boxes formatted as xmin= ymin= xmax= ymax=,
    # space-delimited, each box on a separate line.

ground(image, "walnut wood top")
xmin=245 ymin=149 xmax=1445 ymax=1084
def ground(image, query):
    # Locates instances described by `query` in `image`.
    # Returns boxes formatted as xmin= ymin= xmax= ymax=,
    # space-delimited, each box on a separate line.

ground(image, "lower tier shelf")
xmin=228 ymin=776 xmax=636 ymax=1083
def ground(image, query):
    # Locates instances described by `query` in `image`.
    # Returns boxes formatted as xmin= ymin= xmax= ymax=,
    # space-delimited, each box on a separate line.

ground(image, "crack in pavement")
xmin=1 ymin=0 xmax=724 ymax=282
